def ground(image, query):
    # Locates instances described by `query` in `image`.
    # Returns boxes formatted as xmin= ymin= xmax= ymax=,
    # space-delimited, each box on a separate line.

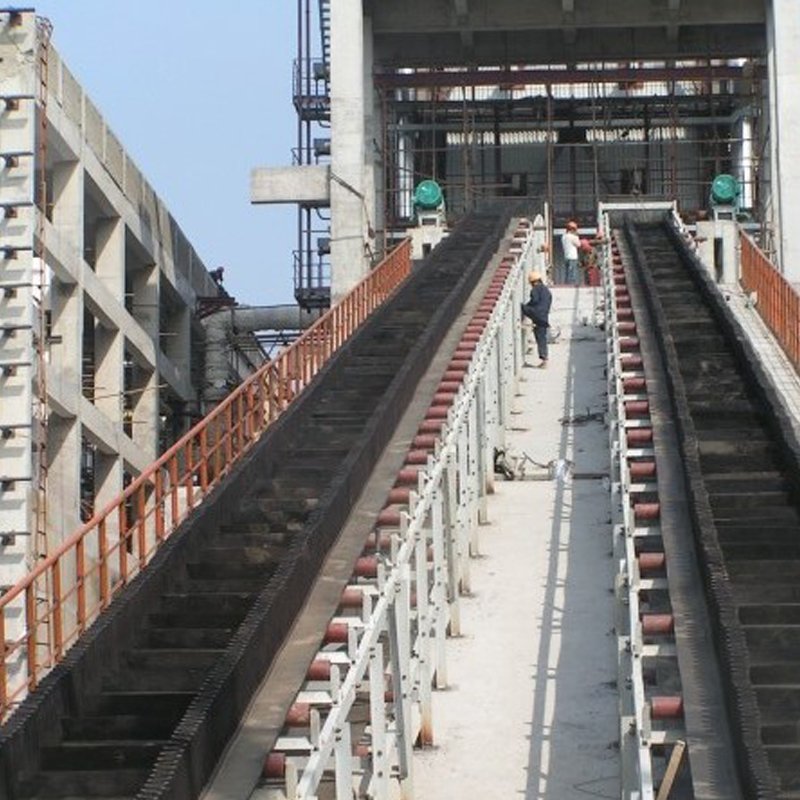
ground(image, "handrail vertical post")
xmin=76 ymin=537 xmax=86 ymax=634
xmin=25 ymin=583 xmax=36 ymax=690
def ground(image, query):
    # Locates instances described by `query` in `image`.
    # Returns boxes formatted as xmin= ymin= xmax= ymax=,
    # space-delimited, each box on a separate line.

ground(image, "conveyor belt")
xmin=625 ymin=217 xmax=800 ymax=799
xmin=0 ymin=208 xmax=515 ymax=800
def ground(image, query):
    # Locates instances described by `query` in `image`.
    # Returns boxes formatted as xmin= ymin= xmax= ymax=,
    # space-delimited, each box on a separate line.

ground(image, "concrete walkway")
xmin=414 ymin=287 xmax=620 ymax=800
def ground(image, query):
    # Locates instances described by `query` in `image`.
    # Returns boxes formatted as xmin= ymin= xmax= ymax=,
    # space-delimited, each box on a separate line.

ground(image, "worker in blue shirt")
xmin=521 ymin=271 xmax=553 ymax=368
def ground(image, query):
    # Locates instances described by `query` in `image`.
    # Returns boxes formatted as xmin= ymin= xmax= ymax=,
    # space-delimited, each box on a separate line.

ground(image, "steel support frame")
xmin=264 ymin=221 xmax=535 ymax=800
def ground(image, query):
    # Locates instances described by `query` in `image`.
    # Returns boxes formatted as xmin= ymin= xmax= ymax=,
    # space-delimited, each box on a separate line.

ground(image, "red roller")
xmin=457 ymin=341 xmax=478 ymax=352
xmin=439 ymin=381 xmax=462 ymax=393
xmin=395 ymin=467 xmax=421 ymax=485
xmin=651 ymin=696 xmax=684 ymax=719
xmin=617 ymin=322 xmax=637 ymax=334
xmin=461 ymin=332 xmax=481 ymax=342
xmin=635 ymin=502 xmax=661 ymax=521
xmin=286 ymin=702 xmax=311 ymax=726
xmin=355 ymin=556 xmax=378 ymax=577
xmin=625 ymin=401 xmax=650 ymax=417
xmin=356 ymin=743 xmax=371 ymax=759
xmin=453 ymin=349 xmax=475 ymax=361
xmin=441 ymin=371 xmax=466 ymax=382
xmin=425 ymin=406 xmax=449 ymax=420
xmin=623 ymin=377 xmax=646 ymax=392
xmin=387 ymin=487 xmax=410 ymax=504
xmin=377 ymin=506 xmax=402 ymax=527
xmin=617 ymin=308 xmax=634 ymax=320
xmin=419 ymin=419 xmax=445 ymax=433
xmin=307 ymin=660 xmax=332 ymax=681
xmin=626 ymin=428 xmax=653 ymax=446
xmin=325 ymin=622 xmax=350 ymax=644
xmin=448 ymin=360 xmax=471 ymax=370
xmin=341 ymin=587 xmax=364 ymax=608
xmin=413 ymin=434 xmax=438 ymax=449
xmin=641 ymin=614 xmax=674 ymax=635
xmin=432 ymin=392 xmax=457 ymax=406
xmin=638 ymin=552 xmax=666 ymax=573
xmin=629 ymin=461 xmax=657 ymax=479
xmin=620 ymin=355 xmax=644 ymax=370
xmin=620 ymin=337 xmax=640 ymax=351
xmin=466 ymin=323 xmax=487 ymax=334
xmin=263 ymin=752 xmax=286 ymax=779
xmin=614 ymin=286 xmax=629 ymax=296
xmin=405 ymin=449 xmax=430 ymax=465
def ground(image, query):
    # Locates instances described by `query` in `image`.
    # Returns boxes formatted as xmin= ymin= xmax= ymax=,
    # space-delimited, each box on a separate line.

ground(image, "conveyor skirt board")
xmin=255 ymin=219 xmax=541 ymax=800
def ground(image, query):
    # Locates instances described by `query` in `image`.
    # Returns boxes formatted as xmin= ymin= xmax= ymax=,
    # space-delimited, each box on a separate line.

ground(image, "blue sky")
xmin=34 ymin=1 xmax=299 ymax=305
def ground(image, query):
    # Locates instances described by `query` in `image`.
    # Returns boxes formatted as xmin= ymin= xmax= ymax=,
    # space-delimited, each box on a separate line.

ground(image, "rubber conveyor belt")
xmin=625 ymin=216 xmax=800 ymax=799
xmin=0 ymin=206 xmax=517 ymax=800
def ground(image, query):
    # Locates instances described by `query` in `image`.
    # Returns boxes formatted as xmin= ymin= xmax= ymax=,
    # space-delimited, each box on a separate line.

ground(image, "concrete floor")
xmin=413 ymin=287 xmax=620 ymax=800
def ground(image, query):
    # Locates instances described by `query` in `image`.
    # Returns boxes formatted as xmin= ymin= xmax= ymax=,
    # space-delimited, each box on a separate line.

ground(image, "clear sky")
xmin=33 ymin=0 xmax=299 ymax=305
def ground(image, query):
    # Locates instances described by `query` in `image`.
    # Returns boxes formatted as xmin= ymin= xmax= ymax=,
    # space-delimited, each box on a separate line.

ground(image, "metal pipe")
xmin=202 ymin=305 xmax=322 ymax=405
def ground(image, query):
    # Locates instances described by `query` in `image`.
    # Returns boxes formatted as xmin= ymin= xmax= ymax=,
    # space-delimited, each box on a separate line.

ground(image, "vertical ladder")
xmin=33 ymin=16 xmax=52 ymax=566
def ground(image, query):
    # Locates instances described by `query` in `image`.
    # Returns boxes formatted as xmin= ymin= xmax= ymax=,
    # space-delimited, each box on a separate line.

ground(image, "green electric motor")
xmin=710 ymin=174 xmax=740 ymax=206
xmin=413 ymin=179 xmax=444 ymax=211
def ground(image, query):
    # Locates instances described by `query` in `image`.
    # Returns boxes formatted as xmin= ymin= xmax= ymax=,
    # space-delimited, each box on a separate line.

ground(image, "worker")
xmin=579 ymin=239 xmax=598 ymax=285
xmin=561 ymin=220 xmax=581 ymax=285
xmin=521 ymin=271 xmax=553 ymax=368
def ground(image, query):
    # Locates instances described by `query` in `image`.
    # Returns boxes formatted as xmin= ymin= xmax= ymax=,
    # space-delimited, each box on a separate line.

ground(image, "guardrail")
xmin=0 ymin=240 xmax=412 ymax=721
xmin=740 ymin=232 xmax=800 ymax=373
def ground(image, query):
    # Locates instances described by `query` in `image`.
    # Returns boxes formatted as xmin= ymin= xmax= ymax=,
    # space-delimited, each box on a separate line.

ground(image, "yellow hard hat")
xmin=528 ymin=271 xmax=542 ymax=284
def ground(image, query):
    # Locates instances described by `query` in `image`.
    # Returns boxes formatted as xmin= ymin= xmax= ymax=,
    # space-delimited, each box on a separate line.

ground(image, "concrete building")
xmin=253 ymin=0 xmax=800 ymax=298
xmin=0 ymin=10 xmax=262 ymax=599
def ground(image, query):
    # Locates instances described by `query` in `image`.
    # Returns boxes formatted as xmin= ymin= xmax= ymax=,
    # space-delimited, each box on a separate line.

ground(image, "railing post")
xmin=0 ymin=613 xmax=7 ymax=718
xmin=25 ymin=583 xmax=36 ymax=690
xmin=137 ymin=486 xmax=147 ymax=569
xmin=51 ymin=561 xmax=62 ymax=661
xmin=99 ymin=519 xmax=109 ymax=609
xmin=76 ymin=537 xmax=86 ymax=634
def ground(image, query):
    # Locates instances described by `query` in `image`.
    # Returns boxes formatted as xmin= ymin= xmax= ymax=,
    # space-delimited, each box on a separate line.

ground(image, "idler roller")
xmin=641 ymin=613 xmax=674 ymax=635
xmin=622 ymin=377 xmax=646 ymax=393
xmin=307 ymin=660 xmax=332 ymax=681
xmin=377 ymin=506 xmax=402 ymax=527
xmin=419 ymin=419 xmax=445 ymax=433
xmin=386 ymin=487 xmax=410 ymax=504
xmin=325 ymin=622 xmax=350 ymax=643
xmin=620 ymin=355 xmax=643 ymax=370
xmin=432 ymin=392 xmax=457 ymax=406
xmin=629 ymin=461 xmax=657 ymax=479
xmin=626 ymin=428 xmax=653 ymax=446
xmin=624 ymin=401 xmax=650 ymax=417
xmin=617 ymin=322 xmax=637 ymax=334
xmin=634 ymin=502 xmax=661 ymax=521
xmin=413 ymin=434 xmax=438 ymax=449
xmin=439 ymin=381 xmax=462 ymax=393
xmin=619 ymin=337 xmax=640 ymax=352
xmin=340 ymin=587 xmax=365 ymax=608
xmin=638 ymin=552 xmax=666 ymax=573
xmin=285 ymin=702 xmax=311 ymax=727
xmin=617 ymin=308 xmax=634 ymax=321
xmin=263 ymin=753 xmax=286 ymax=779
xmin=651 ymin=696 xmax=684 ymax=719
xmin=405 ymin=449 xmax=431 ymax=465
xmin=355 ymin=556 xmax=378 ymax=578
xmin=395 ymin=467 xmax=421 ymax=486
xmin=425 ymin=406 xmax=450 ymax=421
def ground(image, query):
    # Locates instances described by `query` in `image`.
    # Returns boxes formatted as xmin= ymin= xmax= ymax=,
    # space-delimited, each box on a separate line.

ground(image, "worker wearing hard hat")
xmin=561 ymin=221 xmax=581 ymax=285
xmin=521 ymin=271 xmax=552 ymax=368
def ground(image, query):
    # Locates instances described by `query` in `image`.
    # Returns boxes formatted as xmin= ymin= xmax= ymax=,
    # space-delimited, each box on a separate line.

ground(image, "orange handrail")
xmin=740 ymin=232 xmax=800 ymax=373
xmin=0 ymin=239 xmax=412 ymax=720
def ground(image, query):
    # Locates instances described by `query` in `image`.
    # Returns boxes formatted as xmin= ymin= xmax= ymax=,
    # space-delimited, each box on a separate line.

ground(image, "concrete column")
xmin=330 ymin=0 xmax=374 ymax=298
xmin=46 ymin=415 xmax=81 ymax=550
xmin=132 ymin=366 xmax=158 ymax=457
xmin=767 ymin=0 xmax=800 ymax=280
xmin=94 ymin=323 xmax=123 ymax=425
xmin=51 ymin=160 xmax=83 ymax=258
xmin=49 ymin=279 xmax=82 ymax=403
xmin=95 ymin=216 xmax=124 ymax=296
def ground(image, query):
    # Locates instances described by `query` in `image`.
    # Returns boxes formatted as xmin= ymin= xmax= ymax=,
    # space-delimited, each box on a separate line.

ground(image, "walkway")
xmin=414 ymin=287 xmax=620 ymax=800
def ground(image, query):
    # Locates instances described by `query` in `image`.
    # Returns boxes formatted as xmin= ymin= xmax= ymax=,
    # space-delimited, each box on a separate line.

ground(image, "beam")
xmin=374 ymin=64 xmax=763 ymax=90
